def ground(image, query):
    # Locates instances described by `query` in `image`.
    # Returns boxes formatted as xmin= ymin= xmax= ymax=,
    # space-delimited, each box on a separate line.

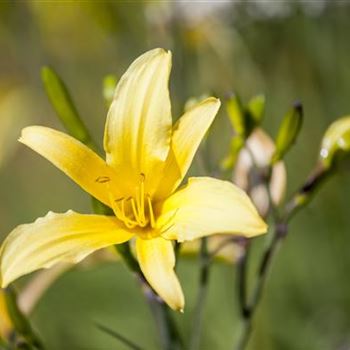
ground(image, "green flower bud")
xmin=247 ymin=94 xmax=265 ymax=127
xmin=223 ymin=94 xmax=265 ymax=170
xmin=226 ymin=93 xmax=265 ymax=139
xmin=103 ymin=74 xmax=118 ymax=107
xmin=221 ymin=136 xmax=245 ymax=170
xmin=319 ymin=116 xmax=350 ymax=169
xmin=226 ymin=94 xmax=245 ymax=137
xmin=271 ymin=102 xmax=303 ymax=164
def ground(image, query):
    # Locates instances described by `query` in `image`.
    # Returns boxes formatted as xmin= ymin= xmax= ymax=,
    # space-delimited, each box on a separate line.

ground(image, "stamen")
xmin=102 ymin=173 xmax=158 ymax=230
xmin=140 ymin=173 xmax=146 ymax=222
xmin=129 ymin=197 xmax=147 ymax=227
xmin=147 ymin=195 xmax=155 ymax=228
xmin=119 ymin=198 xmax=138 ymax=228
xmin=110 ymin=196 xmax=137 ymax=229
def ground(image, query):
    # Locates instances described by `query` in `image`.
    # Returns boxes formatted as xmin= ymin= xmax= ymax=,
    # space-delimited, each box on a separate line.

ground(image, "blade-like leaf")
xmin=41 ymin=66 xmax=94 ymax=149
xmin=95 ymin=322 xmax=143 ymax=350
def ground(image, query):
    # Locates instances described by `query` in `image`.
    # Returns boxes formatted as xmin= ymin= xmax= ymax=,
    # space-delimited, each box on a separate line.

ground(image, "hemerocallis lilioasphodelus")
xmin=0 ymin=48 xmax=267 ymax=311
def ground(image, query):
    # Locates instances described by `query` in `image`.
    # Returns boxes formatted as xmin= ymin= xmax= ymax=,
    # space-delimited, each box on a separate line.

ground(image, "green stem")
xmin=236 ymin=239 xmax=250 ymax=319
xmin=148 ymin=300 xmax=183 ymax=350
xmin=235 ymin=232 xmax=282 ymax=350
xmin=189 ymin=238 xmax=210 ymax=350
xmin=5 ymin=287 xmax=44 ymax=349
xmin=174 ymin=242 xmax=182 ymax=264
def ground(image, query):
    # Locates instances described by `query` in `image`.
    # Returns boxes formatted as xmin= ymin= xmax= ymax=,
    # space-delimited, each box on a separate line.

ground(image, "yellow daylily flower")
xmin=0 ymin=48 xmax=267 ymax=311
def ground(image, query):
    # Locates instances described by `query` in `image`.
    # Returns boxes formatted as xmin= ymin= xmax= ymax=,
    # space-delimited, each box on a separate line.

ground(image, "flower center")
xmin=98 ymin=173 xmax=156 ymax=230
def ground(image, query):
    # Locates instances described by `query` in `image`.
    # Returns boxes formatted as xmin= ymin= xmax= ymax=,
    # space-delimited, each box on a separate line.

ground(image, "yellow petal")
xmin=154 ymin=97 xmax=221 ymax=200
xmin=104 ymin=48 xmax=172 ymax=195
xmin=157 ymin=177 xmax=267 ymax=242
xmin=19 ymin=126 xmax=122 ymax=207
xmin=0 ymin=211 xmax=133 ymax=288
xmin=136 ymin=236 xmax=184 ymax=311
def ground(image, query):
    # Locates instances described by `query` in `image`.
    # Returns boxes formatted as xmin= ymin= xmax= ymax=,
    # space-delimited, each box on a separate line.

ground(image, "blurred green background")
xmin=1 ymin=1 xmax=350 ymax=349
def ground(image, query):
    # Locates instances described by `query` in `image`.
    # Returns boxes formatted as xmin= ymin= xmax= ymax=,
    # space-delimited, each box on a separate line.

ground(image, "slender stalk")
xmin=174 ymin=242 xmax=182 ymax=264
xmin=235 ymin=163 xmax=331 ymax=350
xmin=147 ymin=298 xmax=183 ymax=350
xmin=236 ymin=239 xmax=250 ymax=319
xmin=189 ymin=238 xmax=210 ymax=350
xmin=5 ymin=287 xmax=44 ymax=349
xmin=235 ymin=231 xmax=282 ymax=350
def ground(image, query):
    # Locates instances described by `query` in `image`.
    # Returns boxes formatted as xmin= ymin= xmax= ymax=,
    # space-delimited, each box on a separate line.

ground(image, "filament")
xmin=147 ymin=195 xmax=155 ymax=228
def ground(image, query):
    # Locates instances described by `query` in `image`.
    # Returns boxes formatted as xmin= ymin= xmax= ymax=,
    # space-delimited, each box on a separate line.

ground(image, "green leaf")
xmin=319 ymin=115 xmax=350 ymax=169
xmin=41 ymin=66 xmax=95 ymax=150
xmin=271 ymin=102 xmax=303 ymax=164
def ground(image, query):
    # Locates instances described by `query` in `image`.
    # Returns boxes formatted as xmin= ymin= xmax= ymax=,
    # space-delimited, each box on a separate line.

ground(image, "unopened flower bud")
xmin=319 ymin=116 xmax=350 ymax=170
xmin=234 ymin=128 xmax=287 ymax=217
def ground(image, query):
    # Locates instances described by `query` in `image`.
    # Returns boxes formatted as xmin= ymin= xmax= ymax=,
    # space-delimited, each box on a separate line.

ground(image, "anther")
xmin=95 ymin=176 xmax=110 ymax=183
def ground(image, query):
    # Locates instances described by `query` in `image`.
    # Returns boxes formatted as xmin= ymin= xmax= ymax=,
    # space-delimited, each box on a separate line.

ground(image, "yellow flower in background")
xmin=0 ymin=290 xmax=12 ymax=340
xmin=0 ymin=48 xmax=267 ymax=311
